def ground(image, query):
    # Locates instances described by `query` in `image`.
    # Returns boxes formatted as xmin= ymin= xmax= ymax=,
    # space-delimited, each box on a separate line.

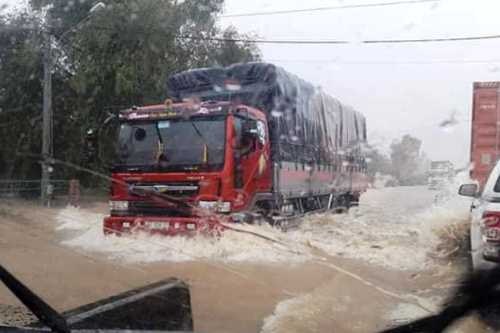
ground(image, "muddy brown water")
xmin=0 ymin=187 xmax=491 ymax=332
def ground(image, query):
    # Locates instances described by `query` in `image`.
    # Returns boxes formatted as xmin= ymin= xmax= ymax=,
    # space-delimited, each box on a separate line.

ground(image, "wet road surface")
xmin=0 ymin=185 xmax=489 ymax=332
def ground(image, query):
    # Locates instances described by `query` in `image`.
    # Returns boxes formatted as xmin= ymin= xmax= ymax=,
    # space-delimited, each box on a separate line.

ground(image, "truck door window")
xmin=234 ymin=117 xmax=260 ymax=156
xmin=233 ymin=117 xmax=243 ymax=150
xmin=256 ymin=120 xmax=266 ymax=145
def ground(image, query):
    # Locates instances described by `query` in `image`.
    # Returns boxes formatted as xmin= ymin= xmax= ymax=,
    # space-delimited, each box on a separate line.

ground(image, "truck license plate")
xmin=146 ymin=221 xmax=166 ymax=229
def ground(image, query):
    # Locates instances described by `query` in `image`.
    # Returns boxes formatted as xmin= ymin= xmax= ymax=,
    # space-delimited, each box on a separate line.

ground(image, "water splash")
xmin=56 ymin=207 xmax=310 ymax=264
xmin=56 ymin=179 xmax=472 ymax=270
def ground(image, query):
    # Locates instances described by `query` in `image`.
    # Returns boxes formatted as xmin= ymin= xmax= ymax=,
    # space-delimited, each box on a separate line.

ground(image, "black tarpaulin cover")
xmin=167 ymin=62 xmax=366 ymax=162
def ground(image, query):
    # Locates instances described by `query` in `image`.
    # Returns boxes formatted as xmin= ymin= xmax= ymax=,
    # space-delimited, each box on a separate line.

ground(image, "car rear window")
xmin=494 ymin=176 xmax=500 ymax=192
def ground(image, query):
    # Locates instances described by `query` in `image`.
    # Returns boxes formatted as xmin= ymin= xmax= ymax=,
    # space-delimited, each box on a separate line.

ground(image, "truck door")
xmin=233 ymin=117 xmax=268 ymax=195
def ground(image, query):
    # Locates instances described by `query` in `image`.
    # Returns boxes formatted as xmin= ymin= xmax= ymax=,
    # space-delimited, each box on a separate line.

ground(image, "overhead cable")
xmin=222 ymin=0 xmax=440 ymax=18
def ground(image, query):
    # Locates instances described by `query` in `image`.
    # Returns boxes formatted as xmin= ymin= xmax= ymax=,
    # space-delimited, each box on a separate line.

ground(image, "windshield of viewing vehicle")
xmin=4 ymin=0 xmax=500 ymax=332
xmin=117 ymin=118 xmax=226 ymax=171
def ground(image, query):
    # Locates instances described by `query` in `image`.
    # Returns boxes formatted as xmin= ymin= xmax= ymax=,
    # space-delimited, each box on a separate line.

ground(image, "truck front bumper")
xmin=103 ymin=216 xmax=225 ymax=236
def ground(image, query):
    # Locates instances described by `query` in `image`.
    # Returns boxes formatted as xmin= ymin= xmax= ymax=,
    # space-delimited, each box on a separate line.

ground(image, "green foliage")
xmin=366 ymin=147 xmax=391 ymax=177
xmin=0 ymin=0 xmax=260 ymax=185
xmin=366 ymin=135 xmax=429 ymax=186
xmin=211 ymin=26 xmax=261 ymax=66
xmin=0 ymin=11 xmax=44 ymax=180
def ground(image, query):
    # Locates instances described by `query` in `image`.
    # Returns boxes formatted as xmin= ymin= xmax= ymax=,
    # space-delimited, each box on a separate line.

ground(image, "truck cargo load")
xmin=167 ymin=62 xmax=367 ymax=164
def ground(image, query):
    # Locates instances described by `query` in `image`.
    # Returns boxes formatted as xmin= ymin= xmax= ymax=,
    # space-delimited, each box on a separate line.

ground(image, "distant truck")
xmin=428 ymin=160 xmax=454 ymax=190
xmin=470 ymin=82 xmax=500 ymax=189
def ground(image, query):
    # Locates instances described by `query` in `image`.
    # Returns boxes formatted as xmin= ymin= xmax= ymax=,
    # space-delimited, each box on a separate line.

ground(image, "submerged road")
xmin=0 ymin=185 xmax=488 ymax=333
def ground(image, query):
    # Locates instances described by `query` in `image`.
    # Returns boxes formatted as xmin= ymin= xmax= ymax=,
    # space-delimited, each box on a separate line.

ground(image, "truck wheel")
xmin=333 ymin=195 xmax=350 ymax=214
xmin=334 ymin=207 xmax=349 ymax=214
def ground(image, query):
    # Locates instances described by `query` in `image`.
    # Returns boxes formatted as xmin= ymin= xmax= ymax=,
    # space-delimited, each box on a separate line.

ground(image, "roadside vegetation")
xmin=367 ymin=134 xmax=430 ymax=186
xmin=0 ymin=0 xmax=260 ymax=186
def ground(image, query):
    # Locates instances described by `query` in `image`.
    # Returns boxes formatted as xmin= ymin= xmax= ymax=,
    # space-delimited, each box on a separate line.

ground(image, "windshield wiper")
xmin=154 ymin=123 xmax=167 ymax=165
xmin=0 ymin=263 xmax=194 ymax=332
xmin=379 ymin=265 xmax=500 ymax=333
xmin=189 ymin=121 xmax=210 ymax=164
xmin=0 ymin=264 xmax=69 ymax=333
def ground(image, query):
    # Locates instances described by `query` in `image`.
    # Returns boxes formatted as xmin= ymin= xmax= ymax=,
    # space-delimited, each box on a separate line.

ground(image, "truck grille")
xmin=127 ymin=201 xmax=191 ymax=217
xmin=129 ymin=181 xmax=199 ymax=198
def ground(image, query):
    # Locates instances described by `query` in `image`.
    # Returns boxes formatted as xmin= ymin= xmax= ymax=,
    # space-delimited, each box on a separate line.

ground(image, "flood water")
xmin=0 ymin=176 xmax=484 ymax=333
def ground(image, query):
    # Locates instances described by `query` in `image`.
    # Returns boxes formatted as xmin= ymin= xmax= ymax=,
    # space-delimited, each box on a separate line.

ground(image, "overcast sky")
xmin=2 ymin=0 xmax=500 ymax=166
xmin=220 ymin=0 xmax=500 ymax=166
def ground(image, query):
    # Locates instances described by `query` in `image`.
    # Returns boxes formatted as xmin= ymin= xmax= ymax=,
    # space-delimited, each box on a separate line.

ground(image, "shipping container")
xmin=471 ymin=82 xmax=500 ymax=188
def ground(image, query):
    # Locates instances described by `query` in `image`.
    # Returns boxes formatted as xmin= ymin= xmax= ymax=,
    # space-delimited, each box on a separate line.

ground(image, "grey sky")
xmin=0 ymin=0 xmax=26 ymax=12
xmin=220 ymin=0 xmax=500 ymax=166
xmin=2 ymin=0 xmax=499 ymax=166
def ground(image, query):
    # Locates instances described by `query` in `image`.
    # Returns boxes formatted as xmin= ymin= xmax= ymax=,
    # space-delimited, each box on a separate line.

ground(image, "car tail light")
xmin=481 ymin=212 xmax=500 ymax=242
xmin=482 ymin=212 xmax=500 ymax=227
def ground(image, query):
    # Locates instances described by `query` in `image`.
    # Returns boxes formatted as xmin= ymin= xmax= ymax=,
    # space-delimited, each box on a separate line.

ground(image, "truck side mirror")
xmin=242 ymin=121 xmax=259 ymax=147
xmin=243 ymin=128 xmax=258 ymax=141
xmin=458 ymin=184 xmax=478 ymax=197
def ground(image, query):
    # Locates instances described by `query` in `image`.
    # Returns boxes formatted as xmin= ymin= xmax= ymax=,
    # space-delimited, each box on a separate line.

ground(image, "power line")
xmin=177 ymin=35 xmax=348 ymax=44
xmin=267 ymin=58 xmax=500 ymax=65
xmin=221 ymin=0 xmax=440 ymax=18
xmin=177 ymin=33 xmax=500 ymax=45
xmin=5 ymin=25 xmax=500 ymax=52
xmin=30 ymin=23 xmax=500 ymax=46
xmin=365 ymin=34 xmax=500 ymax=43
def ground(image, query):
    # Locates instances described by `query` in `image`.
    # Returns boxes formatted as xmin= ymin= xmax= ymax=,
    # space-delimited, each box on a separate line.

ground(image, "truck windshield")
xmin=116 ymin=117 xmax=226 ymax=171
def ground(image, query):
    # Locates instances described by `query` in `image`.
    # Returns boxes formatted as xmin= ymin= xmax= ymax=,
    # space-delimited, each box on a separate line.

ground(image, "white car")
xmin=459 ymin=161 xmax=500 ymax=271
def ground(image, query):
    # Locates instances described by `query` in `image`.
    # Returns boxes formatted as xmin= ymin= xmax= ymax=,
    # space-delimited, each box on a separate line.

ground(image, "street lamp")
xmin=40 ymin=2 xmax=106 ymax=206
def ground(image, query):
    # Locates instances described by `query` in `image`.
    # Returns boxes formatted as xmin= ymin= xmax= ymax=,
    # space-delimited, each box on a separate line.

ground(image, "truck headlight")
xmin=198 ymin=201 xmax=217 ymax=210
xmin=198 ymin=201 xmax=231 ymax=213
xmin=109 ymin=200 xmax=129 ymax=211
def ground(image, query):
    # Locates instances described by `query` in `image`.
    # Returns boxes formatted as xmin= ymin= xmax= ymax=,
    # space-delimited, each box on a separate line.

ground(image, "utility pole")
xmin=39 ymin=3 xmax=105 ymax=205
xmin=41 ymin=10 xmax=53 ymax=206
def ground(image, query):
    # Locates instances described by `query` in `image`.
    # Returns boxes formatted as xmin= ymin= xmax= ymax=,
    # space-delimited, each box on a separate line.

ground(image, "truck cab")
xmin=104 ymin=101 xmax=272 ymax=235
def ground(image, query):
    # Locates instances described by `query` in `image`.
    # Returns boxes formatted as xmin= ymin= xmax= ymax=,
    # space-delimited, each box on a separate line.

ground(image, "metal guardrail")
xmin=0 ymin=180 xmax=70 ymax=197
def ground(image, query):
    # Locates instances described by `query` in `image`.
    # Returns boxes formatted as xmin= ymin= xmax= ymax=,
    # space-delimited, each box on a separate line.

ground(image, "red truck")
xmin=471 ymin=82 xmax=500 ymax=188
xmin=102 ymin=63 xmax=369 ymax=236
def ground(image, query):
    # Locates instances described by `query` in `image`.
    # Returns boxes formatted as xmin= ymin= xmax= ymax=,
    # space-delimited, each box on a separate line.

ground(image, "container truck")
xmin=470 ymin=82 xmax=500 ymax=188
xmin=101 ymin=63 xmax=369 ymax=236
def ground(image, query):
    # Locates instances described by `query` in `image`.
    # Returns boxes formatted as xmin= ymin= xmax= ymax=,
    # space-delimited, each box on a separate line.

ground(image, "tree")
xmin=0 ymin=0 xmax=261 ymax=184
xmin=365 ymin=146 xmax=392 ymax=177
xmin=211 ymin=26 xmax=261 ymax=66
xmin=0 ymin=11 xmax=45 ymax=180
xmin=390 ymin=134 xmax=427 ymax=185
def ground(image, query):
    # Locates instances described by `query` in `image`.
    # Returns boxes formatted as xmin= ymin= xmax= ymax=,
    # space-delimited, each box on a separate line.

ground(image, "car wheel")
xmin=471 ymin=249 xmax=498 ymax=272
